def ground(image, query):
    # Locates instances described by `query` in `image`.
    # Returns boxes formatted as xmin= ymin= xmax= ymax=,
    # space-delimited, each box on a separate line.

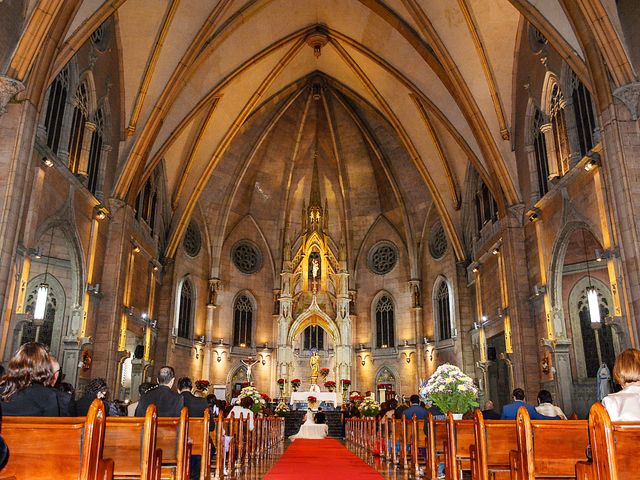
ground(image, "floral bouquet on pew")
xmin=359 ymin=397 xmax=381 ymax=417
xmin=275 ymin=401 xmax=289 ymax=417
xmin=420 ymin=363 xmax=479 ymax=415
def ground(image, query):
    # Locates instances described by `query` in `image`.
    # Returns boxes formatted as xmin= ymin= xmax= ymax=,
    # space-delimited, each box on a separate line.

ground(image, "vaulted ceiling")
xmin=39 ymin=0 xmax=598 ymax=261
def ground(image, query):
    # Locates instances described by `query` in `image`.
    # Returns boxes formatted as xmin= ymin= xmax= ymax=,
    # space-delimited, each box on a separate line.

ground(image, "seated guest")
xmin=74 ymin=378 xmax=119 ymax=416
xmin=128 ymin=382 xmax=157 ymax=416
xmin=315 ymin=407 xmax=326 ymax=424
xmin=135 ymin=365 xmax=184 ymax=417
xmin=49 ymin=356 xmax=71 ymax=416
xmin=535 ymin=389 xmax=567 ymax=419
xmin=501 ymin=388 xmax=560 ymax=420
xmin=403 ymin=394 xmax=428 ymax=420
xmin=0 ymin=342 xmax=60 ymax=416
xmin=602 ymin=348 xmax=640 ymax=421
xmin=482 ymin=400 xmax=501 ymax=420
xmin=177 ymin=377 xmax=209 ymax=417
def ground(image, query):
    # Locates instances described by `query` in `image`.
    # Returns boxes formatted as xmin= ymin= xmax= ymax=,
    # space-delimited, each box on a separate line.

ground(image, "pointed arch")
xmin=175 ymin=275 xmax=195 ymax=339
xmin=433 ymin=275 xmax=455 ymax=344
xmin=232 ymin=290 xmax=256 ymax=348
xmin=353 ymin=214 xmax=407 ymax=283
xmin=371 ymin=290 xmax=396 ymax=351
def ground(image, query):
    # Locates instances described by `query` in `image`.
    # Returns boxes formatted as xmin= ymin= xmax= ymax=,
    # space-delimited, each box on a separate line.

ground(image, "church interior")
xmin=1 ymin=0 xmax=640 ymax=426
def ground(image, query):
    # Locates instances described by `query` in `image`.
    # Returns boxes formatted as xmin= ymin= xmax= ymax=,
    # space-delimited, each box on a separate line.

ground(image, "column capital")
xmin=0 ymin=76 xmax=25 ymax=116
xmin=613 ymin=81 xmax=640 ymax=120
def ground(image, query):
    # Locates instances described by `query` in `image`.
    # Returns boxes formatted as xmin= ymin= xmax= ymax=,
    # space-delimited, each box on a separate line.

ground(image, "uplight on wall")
xmin=587 ymin=287 xmax=601 ymax=324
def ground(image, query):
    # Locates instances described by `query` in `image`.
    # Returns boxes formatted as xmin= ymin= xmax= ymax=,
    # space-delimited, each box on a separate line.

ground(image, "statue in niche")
xmin=308 ymin=251 xmax=321 ymax=292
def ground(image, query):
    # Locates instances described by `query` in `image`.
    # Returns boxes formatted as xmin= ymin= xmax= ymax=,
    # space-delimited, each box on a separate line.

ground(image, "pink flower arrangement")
xmin=291 ymin=378 xmax=301 ymax=386
xmin=341 ymin=379 xmax=352 ymax=386
xmin=277 ymin=378 xmax=286 ymax=385
xmin=324 ymin=381 xmax=336 ymax=388
xmin=194 ymin=379 xmax=210 ymax=392
xmin=307 ymin=395 xmax=317 ymax=403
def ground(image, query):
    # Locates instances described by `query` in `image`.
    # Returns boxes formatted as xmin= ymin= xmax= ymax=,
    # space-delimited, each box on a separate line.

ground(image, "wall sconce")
xmin=595 ymin=247 xmax=620 ymax=262
xmin=541 ymin=354 xmax=551 ymax=374
xmin=533 ymin=284 xmax=546 ymax=296
xmin=358 ymin=352 xmax=370 ymax=366
xmin=214 ymin=349 xmax=228 ymax=363
xmin=259 ymin=352 xmax=271 ymax=365
xmin=149 ymin=320 xmax=157 ymax=328
xmin=93 ymin=204 xmax=109 ymax=221
xmin=471 ymin=262 xmax=480 ymax=273
xmin=492 ymin=247 xmax=500 ymax=255
xmin=497 ymin=307 xmax=504 ymax=318
xmin=584 ymin=152 xmax=600 ymax=171
xmin=41 ymin=157 xmax=54 ymax=168
xmin=527 ymin=207 xmax=541 ymax=222
xmin=131 ymin=241 xmax=141 ymax=253
xmin=87 ymin=283 xmax=101 ymax=295
xmin=481 ymin=315 xmax=488 ymax=323
xmin=193 ymin=346 xmax=201 ymax=359
xmin=425 ymin=345 xmax=435 ymax=361
xmin=123 ymin=306 xmax=134 ymax=316
xmin=402 ymin=351 xmax=415 ymax=364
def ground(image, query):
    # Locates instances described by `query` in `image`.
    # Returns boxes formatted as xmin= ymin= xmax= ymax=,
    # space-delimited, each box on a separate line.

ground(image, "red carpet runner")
xmin=264 ymin=439 xmax=383 ymax=479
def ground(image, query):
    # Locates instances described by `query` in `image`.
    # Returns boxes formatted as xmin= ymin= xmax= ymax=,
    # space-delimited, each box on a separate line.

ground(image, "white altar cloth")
xmin=290 ymin=391 xmax=339 ymax=405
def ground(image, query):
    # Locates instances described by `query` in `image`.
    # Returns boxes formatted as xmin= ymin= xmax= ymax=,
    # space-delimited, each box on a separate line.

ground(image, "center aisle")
xmin=263 ymin=439 xmax=384 ymax=479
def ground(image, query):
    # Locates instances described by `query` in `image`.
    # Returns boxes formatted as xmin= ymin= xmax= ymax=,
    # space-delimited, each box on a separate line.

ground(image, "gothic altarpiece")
xmin=276 ymin=159 xmax=352 ymax=394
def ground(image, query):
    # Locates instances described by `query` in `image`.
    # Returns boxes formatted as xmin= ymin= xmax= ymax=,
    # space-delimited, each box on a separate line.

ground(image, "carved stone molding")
xmin=613 ymin=82 xmax=640 ymax=120
xmin=0 ymin=76 xmax=25 ymax=116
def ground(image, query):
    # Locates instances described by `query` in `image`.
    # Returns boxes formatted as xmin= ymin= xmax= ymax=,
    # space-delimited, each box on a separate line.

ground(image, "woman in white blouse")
xmin=601 ymin=348 xmax=640 ymax=421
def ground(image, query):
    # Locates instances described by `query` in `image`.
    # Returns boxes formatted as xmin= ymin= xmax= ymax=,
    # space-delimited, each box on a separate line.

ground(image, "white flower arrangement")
xmin=420 ymin=363 xmax=479 ymax=415
xmin=359 ymin=397 xmax=381 ymax=417
xmin=274 ymin=401 xmax=289 ymax=417
xmin=238 ymin=386 xmax=262 ymax=404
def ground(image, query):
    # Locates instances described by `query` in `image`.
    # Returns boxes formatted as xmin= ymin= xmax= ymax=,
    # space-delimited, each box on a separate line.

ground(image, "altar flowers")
xmin=238 ymin=385 xmax=264 ymax=413
xmin=275 ymin=401 xmax=289 ymax=417
xmin=359 ymin=397 xmax=381 ymax=417
xmin=420 ymin=363 xmax=479 ymax=415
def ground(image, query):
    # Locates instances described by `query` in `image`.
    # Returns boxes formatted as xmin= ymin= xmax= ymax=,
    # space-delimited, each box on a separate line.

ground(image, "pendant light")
xmin=581 ymin=229 xmax=601 ymax=325
xmin=34 ymin=229 xmax=55 ymax=323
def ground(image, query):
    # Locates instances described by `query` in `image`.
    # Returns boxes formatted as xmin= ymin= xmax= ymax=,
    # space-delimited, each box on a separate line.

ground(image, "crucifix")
xmin=241 ymin=356 xmax=260 ymax=383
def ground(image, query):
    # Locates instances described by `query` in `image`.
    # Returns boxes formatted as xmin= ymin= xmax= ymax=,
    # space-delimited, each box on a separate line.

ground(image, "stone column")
xmin=202 ymin=303 xmax=216 ymax=378
xmin=94 ymin=144 xmax=111 ymax=201
xmin=77 ymin=121 xmax=96 ymax=176
xmin=540 ymin=122 xmax=559 ymax=178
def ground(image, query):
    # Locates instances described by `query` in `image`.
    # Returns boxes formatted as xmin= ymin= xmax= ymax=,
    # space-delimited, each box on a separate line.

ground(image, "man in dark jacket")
xmin=314 ymin=407 xmax=326 ymax=424
xmin=500 ymin=388 xmax=559 ymax=420
xmin=177 ymin=377 xmax=208 ymax=417
xmin=135 ymin=366 xmax=184 ymax=417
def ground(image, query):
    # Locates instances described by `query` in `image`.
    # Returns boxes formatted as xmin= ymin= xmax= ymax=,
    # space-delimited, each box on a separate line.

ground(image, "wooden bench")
xmin=513 ymin=406 xmax=589 ymax=480
xmin=187 ymin=408 xmax=211 ymax=480
xmin=0 ymin=398 xmax=113 ymax=480
xmin=408 ymin=417 xmax=426 ymax=472
xmin=582 ymin=402 xmax=640 ymax=480
xmin=425 ymin=414 xmax=448 ymax=480
xmin=156 ymin=407 xmax=190 ymax=480
xmin=471 ymin=409 xmax=516 ymax=480
xmin=104 ymin=404 xmax=162 ymax=480
xmin=445 ymin=414 xmax=475 ymax=480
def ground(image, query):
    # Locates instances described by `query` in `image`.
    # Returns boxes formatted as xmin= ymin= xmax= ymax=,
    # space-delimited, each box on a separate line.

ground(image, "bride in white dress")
xmin=289 ymin=409 xmax=328 ymax=440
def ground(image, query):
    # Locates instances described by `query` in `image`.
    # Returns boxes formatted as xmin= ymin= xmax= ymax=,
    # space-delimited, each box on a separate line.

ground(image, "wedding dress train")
xmin=289 ymin=410 xmax=328 ymax=440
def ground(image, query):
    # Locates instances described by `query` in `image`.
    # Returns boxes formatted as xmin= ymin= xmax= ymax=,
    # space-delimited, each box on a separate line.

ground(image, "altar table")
xmin=290 ymin=391 xmax=339 ymax=406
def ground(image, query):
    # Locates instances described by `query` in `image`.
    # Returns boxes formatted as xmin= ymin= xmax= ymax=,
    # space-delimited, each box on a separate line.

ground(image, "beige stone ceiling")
xmin=49 ymin=0 xmax=591 ymax=261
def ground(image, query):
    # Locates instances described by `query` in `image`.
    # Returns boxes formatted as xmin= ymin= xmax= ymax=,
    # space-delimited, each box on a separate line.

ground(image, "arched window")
xmin=569 ymin=72 xmax=597 ymax=157
xmin=177 ymin=280 xmax=193 ymax=339
xmin=233 ymin=294 xmax=253 ymax=347
xmin=549 ymin=84 xmax=570 ymax=176
xmin=435 ymin=280 xmax=452 ymax=341
xmin=303 ymin=325 xmax=324 ymax=350
xmin=67 ymin=82 xmax=89 ymax=174
xmin=375 ymin=295 xmax=394 ymax=349
xmin=135 ymin=176 xmax=158 ymax=233
xmin=577 ymin=287 xmax=615 ymax=377
xmin=474 ymin=180 xmax=498 ymax=234
xmin=22 ymin=286 xmax=57 ymax=349
xmin=533 ymin=108 xmax=549 ymax=197
xmin=44 ymin=67 xmax=69 ymax=154
xmin=87 ymin=108 xmax=104 ymax=195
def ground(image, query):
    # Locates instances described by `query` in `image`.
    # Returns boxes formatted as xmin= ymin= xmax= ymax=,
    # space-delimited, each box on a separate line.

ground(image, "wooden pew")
xmin=0 ymin=399 xmax=113 ymax=480
xmin=445 ymin=413 xmax=475 ymax=480
xmin=471 ymin=409 xmax=516 ymax=480
xmin=156 ymin=407 xmax=190 ymax=480
xmin=586 ymin=402 xmax=640 ymax=480
xmin=513 ymin=406 xmax=589 ymax=480
xmin=188 ymin=408 xmax=212 ymax=480
xmin=104 ymin=404 xmax=162 ymax=480
xmin=425 ymin=414 xmax=448 ymax=480
xmin=409 ymin=416 xmax=426 ymax=473
xmin=393 ymin=417 xmax=409 ymax=468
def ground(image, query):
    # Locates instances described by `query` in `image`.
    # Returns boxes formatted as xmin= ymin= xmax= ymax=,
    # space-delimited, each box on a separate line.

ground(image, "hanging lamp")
xmin=34 ymin=229 xmax=55 ymax=323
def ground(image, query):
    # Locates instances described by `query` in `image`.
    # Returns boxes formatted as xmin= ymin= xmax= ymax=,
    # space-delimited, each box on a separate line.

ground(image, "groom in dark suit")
xmin=315 ymin=407 xmax=326 ymax=424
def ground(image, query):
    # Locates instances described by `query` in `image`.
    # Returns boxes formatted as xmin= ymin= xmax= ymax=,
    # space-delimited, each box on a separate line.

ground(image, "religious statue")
xmin=310 ymin=350 xmax=320 ymax=385
xmin=241 ymin=356 xmax=260 ymax=383
xmin=312 ymin=258 xmax=319 ymax=280
xmin=596 ymin=363 xmax=612 ymax=401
